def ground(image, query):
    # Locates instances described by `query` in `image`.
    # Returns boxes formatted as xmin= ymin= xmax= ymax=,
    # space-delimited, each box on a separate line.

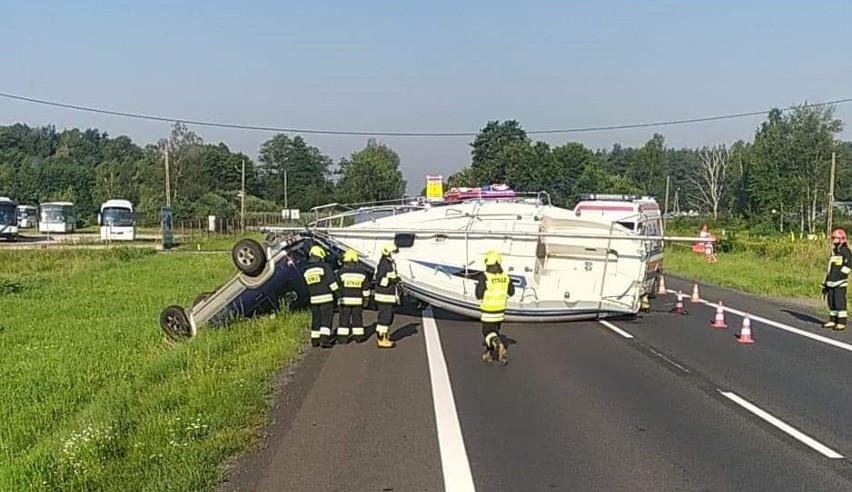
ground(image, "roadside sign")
xmin=426 ymin=175 xmax=443 ymax=202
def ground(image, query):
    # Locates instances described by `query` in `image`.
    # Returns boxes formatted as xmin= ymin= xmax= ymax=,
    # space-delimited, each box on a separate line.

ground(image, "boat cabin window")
xmin=616 ymin=221 xmax=635 ymax=231
xmin=394 ymin=232 xmax=415 ymax=248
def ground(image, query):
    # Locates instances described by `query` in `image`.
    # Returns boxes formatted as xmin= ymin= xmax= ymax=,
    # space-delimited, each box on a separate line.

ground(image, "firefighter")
xmin=822 ymin=228 xmax=851 ymax=331
xmin=475 ymin=250 xmax=515 ymax=365
xmin=302 ymin=244 xmax=339 ymax=348
xmin=336 ymin=249 xmax=371 ymax=344
xmin=373 ymin=243 xmax=400 ymax=349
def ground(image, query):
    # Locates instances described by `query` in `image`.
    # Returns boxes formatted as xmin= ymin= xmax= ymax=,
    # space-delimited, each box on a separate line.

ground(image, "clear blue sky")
xmin=2 ymin=0 xmax=851 ymax=195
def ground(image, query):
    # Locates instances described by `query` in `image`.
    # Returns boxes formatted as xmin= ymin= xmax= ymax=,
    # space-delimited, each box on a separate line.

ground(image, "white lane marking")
xmin=719 ymin=390 xmax=844 ymax=459
xmin=422 ymin=307 xmax=476 ymax=492
xmin=666 ymin=289 xmax=852 ymax=353
xmin=598 ymin=320 xmax=634 ymax=339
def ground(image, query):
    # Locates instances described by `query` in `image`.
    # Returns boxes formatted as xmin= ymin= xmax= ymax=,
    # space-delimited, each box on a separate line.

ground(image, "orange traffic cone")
xmin=710 ymin=301 xmax=727 ymax=328
xmin=690 ymin=283 xmax=701 ymax=303
xmin=657 ymin=274 xmax=667 ymax=296
xmin=671 ymin=290 xmax=686 ymax=315
xmin=736 ymin=314 xmax=755 ymax=344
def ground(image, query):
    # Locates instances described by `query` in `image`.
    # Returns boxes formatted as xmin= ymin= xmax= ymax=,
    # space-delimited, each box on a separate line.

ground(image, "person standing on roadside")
xmin=822 ymin=228 xmax=851 ymax=331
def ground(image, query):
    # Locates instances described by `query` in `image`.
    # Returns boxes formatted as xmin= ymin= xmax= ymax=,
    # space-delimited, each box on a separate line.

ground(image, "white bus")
xmin=17 ymin=205 xmax=38 ymax=228
xmin=39 ymin=201 xmax=77 ymax=234
xmin=0 ymin=196 xmax=19 ymax=241
xmin=98 ymin=199 xmax=136 ymax=241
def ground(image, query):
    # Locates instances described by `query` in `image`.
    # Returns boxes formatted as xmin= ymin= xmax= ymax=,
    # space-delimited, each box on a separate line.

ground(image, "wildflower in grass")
xmin=58 ymin=424 xmax=114 ymax=477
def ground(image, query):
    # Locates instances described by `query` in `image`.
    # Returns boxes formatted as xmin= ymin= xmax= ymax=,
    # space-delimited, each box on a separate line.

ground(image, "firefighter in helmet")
xmin=302 ymin=244 xmax=339 ymax=347
xmin=373 ymin=242 xmax=400 ymax=349
xmin=474 ymin=250 xmax=515 ymax=365
xmin=335 ymin=249 xmax=371 ymax=344
xmin=822 ymin=228 xmax=851 ymax=331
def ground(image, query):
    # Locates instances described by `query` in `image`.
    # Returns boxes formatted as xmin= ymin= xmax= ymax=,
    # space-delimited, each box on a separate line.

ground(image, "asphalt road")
xmin=219 ymin=278 xmax=852 ymax=492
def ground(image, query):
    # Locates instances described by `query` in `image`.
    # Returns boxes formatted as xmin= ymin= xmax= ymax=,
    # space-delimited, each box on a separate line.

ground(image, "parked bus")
xmin=17 ymin=204 xmax=38 ymax=228
xmin=98 ymin=199 xmax=136 ymax=241
xmin=39 ymin=201 xmax=77 ymax=234
xmin=0 ymin=196 xmax=19 ymax=241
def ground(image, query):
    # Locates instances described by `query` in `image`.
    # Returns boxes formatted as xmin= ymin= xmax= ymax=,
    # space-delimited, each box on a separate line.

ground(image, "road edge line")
xmin=598 ymin=319 xmax=634 ymax=339
xmin=422 ymin=307 xmax=477 ymax=492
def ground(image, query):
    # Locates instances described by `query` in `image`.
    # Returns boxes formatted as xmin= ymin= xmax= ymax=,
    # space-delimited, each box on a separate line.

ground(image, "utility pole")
xmin=828 ymin=151 xmax=836 ymax=238
xmin=240 ymin=158 xmax=246 ymax=234
xmin=663 ymin=175 xmax=671 ymax=231
xmin=283 ymin=169 xmax=288 ymax=218
xmin=164 ymin=145 xmax=171 ymax=207
xmin=673 ymin=188 xmax=680 ymax=215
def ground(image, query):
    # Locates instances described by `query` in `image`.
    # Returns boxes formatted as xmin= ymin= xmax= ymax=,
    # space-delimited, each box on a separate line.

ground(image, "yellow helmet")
xmin=381 ymin=243 xmax=399 ymax=256
xmin=484 ymin=250 xmax=502 ymax=266
xmin=343 ymin=250 xmax=358 ymax=263
xmin=309 ymin=245 xmax=326 ymax=259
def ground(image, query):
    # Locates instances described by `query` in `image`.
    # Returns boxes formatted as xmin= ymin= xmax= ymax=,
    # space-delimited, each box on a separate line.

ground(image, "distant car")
xmin=159 ymin=233 xmax=349 ymax=341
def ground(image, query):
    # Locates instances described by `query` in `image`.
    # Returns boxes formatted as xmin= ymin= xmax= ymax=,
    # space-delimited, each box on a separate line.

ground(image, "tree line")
xmin=0 ymin=102 xmax=849 ymax=234
xmin=0 ymin=122 xmax=406 ymax=226
xmin=443 ymin=103 xmax=852 ymax=235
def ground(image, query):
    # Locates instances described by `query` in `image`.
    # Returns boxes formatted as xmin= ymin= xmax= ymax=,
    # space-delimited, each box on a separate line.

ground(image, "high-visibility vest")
xmin=480 ymin=272 xmax=510 ymax=322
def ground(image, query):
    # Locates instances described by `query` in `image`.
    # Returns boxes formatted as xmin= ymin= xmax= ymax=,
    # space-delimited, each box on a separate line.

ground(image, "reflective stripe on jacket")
xmin=303 ymin=260 xmax=338 ymax=304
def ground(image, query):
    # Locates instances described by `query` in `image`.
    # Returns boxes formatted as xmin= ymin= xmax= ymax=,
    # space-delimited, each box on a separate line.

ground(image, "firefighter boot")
xmin=481 ymin=343 xmax=493 ymax=363
xmin=351 ymin=327 xmax=366 ymax=344
xmin=377 ymin=332 xmax=395 ymax=349
xmin=496 ymin=340 xmax=508 ymax=366
xmin=485 ymin=334 xmax=507 ymax=366
xmin=834 ymin=318 xmax=847 ymax=331
xmin=336 ymin=327 xmax=351 ymax=345
xmin=640 ymin=294 xmax=651 ymax=313
xmin=823 ymin=318 xmax=837 ymax=329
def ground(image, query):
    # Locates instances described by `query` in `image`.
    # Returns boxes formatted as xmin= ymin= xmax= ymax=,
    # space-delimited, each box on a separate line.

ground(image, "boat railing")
xmin=261 ymin=223 xmax=717 ymax=244
xmin=309 ymin=203 xmax=428 ymax=228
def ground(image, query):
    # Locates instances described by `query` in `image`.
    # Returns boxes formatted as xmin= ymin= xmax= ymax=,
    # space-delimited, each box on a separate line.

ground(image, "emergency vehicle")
xmin=572 ymin=193 xmax=665 ymax=298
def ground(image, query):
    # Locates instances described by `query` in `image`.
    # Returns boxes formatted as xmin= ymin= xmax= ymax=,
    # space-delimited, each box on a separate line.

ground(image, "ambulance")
xmin=572 ymin=193 xmax=665 ymax=298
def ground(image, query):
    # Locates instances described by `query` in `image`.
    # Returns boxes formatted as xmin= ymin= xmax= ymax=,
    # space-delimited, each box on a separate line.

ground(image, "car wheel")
xmin=160 ymin=305 xmax=192 ymax=341
xmin=232 ymin=239 xmax=267 ymax=277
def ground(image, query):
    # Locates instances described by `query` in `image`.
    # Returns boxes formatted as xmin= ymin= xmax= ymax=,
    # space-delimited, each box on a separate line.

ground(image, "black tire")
xmin=192 ymin=292 xmax=213 ymax=307
xmin=232 ymin=239 xmax=267 ymax=277
xmin=160 ymin=305 xmax=193 ymax=341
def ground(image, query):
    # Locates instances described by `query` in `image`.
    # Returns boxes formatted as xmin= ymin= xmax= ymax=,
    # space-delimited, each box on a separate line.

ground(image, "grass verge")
xmin=663 ymin=241 xmax=828 ymax=303
xmin=0 ymin=247 xmax=308 ymax=491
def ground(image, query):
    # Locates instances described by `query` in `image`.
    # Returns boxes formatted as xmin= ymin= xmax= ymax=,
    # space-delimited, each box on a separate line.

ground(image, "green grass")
xmin=664 ymin=240 xmax=828 ymax=302
xmin=0 ymin=247 xmax=309 ymax=491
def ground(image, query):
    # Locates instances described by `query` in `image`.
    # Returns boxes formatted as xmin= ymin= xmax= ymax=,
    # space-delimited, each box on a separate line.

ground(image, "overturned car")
xmin=159 ymin=233 xmax=352 ymax=341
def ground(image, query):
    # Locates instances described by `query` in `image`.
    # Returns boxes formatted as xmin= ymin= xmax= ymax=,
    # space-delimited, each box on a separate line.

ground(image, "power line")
xmin=1 ymin=90 xmax=851 ymax=138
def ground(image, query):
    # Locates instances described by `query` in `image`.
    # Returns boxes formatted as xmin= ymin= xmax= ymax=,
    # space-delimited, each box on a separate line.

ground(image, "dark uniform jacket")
xmin=374 ymin=256 xmax=400 ymax=304
xmin=336 ymin=264 xmax=372 ymax=306
xmin=825 ymin=243 xmax=852 ymax=288
xmin=302 ymin=256 xmax=339 ymax=304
